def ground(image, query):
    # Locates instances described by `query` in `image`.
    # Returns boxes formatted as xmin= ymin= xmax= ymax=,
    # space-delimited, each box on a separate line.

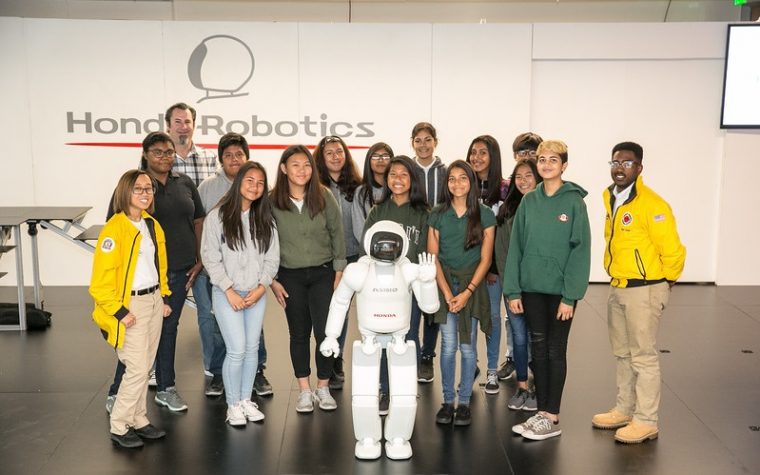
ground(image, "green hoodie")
xmin=503 ymin=181 xmax=591 ymax=306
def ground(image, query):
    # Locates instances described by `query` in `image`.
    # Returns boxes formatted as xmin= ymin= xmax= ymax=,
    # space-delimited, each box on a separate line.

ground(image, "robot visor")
xmin=370 ymin=231 xmax=403 ymax=262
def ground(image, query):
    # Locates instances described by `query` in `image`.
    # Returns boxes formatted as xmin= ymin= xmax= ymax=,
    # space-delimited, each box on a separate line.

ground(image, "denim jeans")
xmin=212 ymin=287 xmax=265 ymax=406
xmin=505 ymin=301 xmax=530 ymax=382
xmin=193 ymin=272 xmax=226 ymax=376
xmin=440 ymin=282 xmax=479 ymax=405
xmin=474 ymin=276 xmax=504 ymax=372
xmin=404 ymin=297 xmax=437 ymax=360
xmin=110 ymin=268 xmax=189 ymax=396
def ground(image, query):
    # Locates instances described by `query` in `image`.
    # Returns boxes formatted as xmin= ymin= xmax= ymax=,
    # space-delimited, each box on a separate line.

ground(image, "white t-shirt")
xmin=612 ymin=182 xmax=635 ymax=216
xmin=290 ymin=197 xmax=304 ymax=213
xmin=130 ymin=218 xmax=159 ymax=291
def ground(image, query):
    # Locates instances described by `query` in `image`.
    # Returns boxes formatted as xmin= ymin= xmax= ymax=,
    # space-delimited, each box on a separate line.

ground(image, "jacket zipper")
xmin=114 ymin=230 xmax=140 ymax=349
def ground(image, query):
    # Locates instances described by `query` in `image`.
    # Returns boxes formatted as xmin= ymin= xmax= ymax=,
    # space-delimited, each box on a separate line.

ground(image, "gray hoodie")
xmin=198 ymin=170 xmax=234 ymax=213
xmin=201 ymin=208 xmax=280 ymax=292
xmin=412 ymin=157 xmax=447 ymax=207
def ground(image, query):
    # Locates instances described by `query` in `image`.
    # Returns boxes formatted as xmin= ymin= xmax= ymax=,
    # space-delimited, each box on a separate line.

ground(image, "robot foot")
xmin=355 ymin=438 xmax=382 ymax=460
xmin=384 ymin=438 xmax=412 ymax=460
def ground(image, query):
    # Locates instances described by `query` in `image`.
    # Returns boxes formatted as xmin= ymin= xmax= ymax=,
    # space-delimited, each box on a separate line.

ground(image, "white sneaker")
xmin=296 ymin=389 xmax=315 ymax=413
xmin=226 ymin=403 xmax=246 ymax=426
xmin=314 ymin=386 xmax=337 ymax=411
xmin=240 ymin=399 xmax=265 ymax=422
xmin=148 ymin=369 xmax=157 ymax=387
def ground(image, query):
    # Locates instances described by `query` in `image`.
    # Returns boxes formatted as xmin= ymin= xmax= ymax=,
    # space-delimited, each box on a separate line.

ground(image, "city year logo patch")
xmin=101 ymin=237 xmax=116 ymax=253
xmin=621 ymin=212 xmax=633 ymax=226
xmin=558 ymin=213 xmax=569 ymax=223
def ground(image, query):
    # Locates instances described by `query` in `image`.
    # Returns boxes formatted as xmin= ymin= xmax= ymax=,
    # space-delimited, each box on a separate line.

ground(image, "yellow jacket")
xmin=603 ymin=176 xmax=686 ymax=288
xmin=89 ymin=211 xmax=170 ymax=349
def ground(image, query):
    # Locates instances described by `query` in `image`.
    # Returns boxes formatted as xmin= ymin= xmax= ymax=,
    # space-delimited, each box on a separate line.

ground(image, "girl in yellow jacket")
xmin=90 ymin=169 xmax=171 ymax=449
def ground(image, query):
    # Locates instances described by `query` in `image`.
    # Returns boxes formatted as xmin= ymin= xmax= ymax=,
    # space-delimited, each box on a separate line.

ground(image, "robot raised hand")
xmin=319 ymin=220 xmax=439 ymax=460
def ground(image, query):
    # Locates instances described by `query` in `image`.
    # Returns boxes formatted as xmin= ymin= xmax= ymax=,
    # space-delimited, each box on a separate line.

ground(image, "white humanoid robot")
xmin=320 ymin=220 xmax=440 ymax=460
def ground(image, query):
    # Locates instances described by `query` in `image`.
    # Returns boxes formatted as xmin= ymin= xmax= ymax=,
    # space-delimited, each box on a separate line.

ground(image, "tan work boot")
xmin=614 ymin=421 xmax=659 ymax=444
xmin=591 ymin=409 xmax=632 ymax=429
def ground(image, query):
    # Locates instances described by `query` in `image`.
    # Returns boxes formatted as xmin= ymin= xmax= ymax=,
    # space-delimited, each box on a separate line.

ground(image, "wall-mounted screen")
xmin=721 ymin=24 xmax=760 ymax=129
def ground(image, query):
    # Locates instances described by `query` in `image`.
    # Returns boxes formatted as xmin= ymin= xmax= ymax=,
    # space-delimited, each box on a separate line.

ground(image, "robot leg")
xmin=384 ymin=340 xmax=417 ymax=460
xmin=352 ymin=339 xmax=382 ymax=460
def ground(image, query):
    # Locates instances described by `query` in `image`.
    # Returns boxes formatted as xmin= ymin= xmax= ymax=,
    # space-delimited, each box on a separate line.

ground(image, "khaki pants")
xmin=607 ymin=282 xmax=670 ymax=426
xmin=110 ymin=290 xmax=163 ymax=435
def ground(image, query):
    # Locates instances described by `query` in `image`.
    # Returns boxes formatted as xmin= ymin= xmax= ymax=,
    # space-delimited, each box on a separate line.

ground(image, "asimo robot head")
xmin=363 ymin=220 xmax=409 ymax=264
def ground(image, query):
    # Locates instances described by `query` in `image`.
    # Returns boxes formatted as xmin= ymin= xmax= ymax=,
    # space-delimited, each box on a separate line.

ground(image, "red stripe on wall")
xmin=65 ymin=142 xmax=370 ymax=150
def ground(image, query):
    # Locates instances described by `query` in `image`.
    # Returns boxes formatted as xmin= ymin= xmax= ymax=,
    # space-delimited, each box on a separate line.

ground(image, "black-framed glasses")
xmin=516 ymin=149 xmax=537 ymax=158
xmin=149 ymin=149 xmax=175 ymax=158
xmin=132 ymin=187 xmax=155 ymax=195
xmin=608 ymin=160 xmax=636 ymax=169
xmin=370 ymin=154 xmax=391 ymax=161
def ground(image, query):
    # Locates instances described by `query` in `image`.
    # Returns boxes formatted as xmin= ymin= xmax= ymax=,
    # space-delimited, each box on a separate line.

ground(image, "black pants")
xmin=278 ymin=264 xmax=335 ymax=381
xmin=523 ymin=292 xmax=573 ymax=415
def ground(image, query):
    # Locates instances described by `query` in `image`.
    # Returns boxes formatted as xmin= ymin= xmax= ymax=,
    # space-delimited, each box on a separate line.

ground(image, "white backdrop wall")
xmin=0 ymin=18 xmax=755 ymax=287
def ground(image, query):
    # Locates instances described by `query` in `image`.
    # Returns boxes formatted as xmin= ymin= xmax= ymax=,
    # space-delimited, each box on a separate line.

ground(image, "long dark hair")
xmin=496 ymin=159 xmax=542 ymax=225
xmin=466 ymin=135 xmax=503 ymax=207
xmin=357 ymin=142 xmax=394 ymax=210
xmin=378 ymin=155 xmax=429 ymax=213
xmin=439 ymin=160 xmax=483 ymax=250
xmin=271 ymin=145 xmax=326 ymax=219
xmin=217 ymin=161 xmax=275 ymax=252
xmin=313 ymin=135 xmax=361 ymax=202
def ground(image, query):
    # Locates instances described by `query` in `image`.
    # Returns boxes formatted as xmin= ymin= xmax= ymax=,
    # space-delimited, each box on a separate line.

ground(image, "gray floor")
xmin=0 ymin=284 xmax=758 ymax=475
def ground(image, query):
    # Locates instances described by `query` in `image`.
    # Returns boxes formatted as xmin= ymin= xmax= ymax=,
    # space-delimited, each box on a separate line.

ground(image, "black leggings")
xmin=278 ymin=264 xmax=335 ymax=381
xmin=523 ymin=292 xmax=574 ymax=415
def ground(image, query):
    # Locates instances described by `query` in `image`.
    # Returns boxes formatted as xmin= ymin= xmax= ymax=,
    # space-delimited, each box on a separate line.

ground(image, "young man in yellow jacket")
xmin=592 ymin=142 xmax=686 ymax=444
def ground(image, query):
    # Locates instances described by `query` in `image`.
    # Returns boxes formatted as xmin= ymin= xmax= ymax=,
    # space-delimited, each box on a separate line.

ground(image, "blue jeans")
xmin=474 ymin=276 xmax=504 ymax=372
xmin=109 ymin=268 xmax=189 ymax=395
xmin=405 ymin=297 xmax=437 ymax=360
xmin=505 ymin=301 xmax=530 ymax=382
xmin=212 ymin=287 xmax=265 ymax=406
xmin=440 ymin=282 xmax=478 ymax=405
xmin=193 ymin=272 xmax=226 ymax=375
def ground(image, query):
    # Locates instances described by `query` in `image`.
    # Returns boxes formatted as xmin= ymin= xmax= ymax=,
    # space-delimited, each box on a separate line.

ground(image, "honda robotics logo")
xmin=188 ymin=35 xmax=255 ymax=103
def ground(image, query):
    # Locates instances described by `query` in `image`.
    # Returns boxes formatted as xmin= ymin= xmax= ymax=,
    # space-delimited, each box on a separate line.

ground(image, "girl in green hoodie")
xmin=504 ymin=140 xmax=591 ymax=441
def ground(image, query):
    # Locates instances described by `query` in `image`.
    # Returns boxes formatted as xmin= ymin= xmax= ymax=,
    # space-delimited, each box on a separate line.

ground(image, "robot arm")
xmin=320 ymin=260 xmax=370 ymax=357
xmin=407 ymin=253 xmax=440 ymax=315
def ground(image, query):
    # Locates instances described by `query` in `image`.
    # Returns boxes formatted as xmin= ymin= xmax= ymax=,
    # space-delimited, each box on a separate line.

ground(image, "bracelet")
xmin=464 ymin=288 xmax=473 ymax=295
xmin=467 ymin=283 xmax=476 ymax=292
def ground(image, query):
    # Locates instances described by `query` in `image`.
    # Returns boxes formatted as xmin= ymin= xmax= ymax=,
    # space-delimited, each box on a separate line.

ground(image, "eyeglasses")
xmin=370 ymin=154 xmax=391 ymax=161
xmin=149 ymin=149 xmax=175 ymax=158
xmin=608 ymin=160 xmax=636 ymax=169
xmin=515 ymin=149 xmax=537 ymax=158
xmin=222 ymin=151 xmax=247 ymax=161
xmin=132 ymin=187 xmax=155 ymax=195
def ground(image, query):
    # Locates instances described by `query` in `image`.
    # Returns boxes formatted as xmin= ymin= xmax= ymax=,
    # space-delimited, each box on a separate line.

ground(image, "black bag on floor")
xmin=0 ymin=302 xmax=52 ymax=330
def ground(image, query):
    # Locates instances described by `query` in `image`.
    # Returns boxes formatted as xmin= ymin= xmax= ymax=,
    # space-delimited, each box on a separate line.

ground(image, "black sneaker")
xmin=418 ymin=355 xmax=434 ymax=383
xmin=484 ymin=371 xmax=499 ymax=394
xmin=379 ymin=392 xmax=390 ymax=416
xmin=329 ymin=357 xmax=345 ymax=390
xmin=205 ymin=375 xmax=224 ymax=397
xmin=454 ymin=404 xmax=472 ymax=426
xmin=134 ymin=424 xmax=166 ymax=440
xmin=497 ymin=358 xmax=516 ymax=381
xmin=435 ymin=403 xmax=455 ymax=424
xmin=254 ymin=370 xmax=273 ymax=396
xmin=111 ymin=427 xmax=144 ymax=448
